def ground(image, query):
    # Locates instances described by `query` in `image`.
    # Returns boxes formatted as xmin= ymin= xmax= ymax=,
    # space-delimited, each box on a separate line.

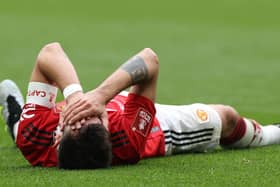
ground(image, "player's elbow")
xmin=141 ymin=48 xmax=159 ymax=78
xmin=142 ymin=48 xmax=159 ymax=65
xmin=36 ymin=42 xmax=63 ymax=64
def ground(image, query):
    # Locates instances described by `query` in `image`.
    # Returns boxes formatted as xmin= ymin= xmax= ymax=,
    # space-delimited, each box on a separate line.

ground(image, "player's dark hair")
xmin=58 ymin=124 xmax=112 ymax=169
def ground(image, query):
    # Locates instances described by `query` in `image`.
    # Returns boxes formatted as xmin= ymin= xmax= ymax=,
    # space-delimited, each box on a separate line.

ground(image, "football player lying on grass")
xmin=1 ymin=42 xmax=280 ymax=169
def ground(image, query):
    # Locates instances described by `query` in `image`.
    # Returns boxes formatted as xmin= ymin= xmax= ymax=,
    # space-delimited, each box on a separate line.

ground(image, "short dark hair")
xmin=58 ymin=124 xmax=112 ymax=169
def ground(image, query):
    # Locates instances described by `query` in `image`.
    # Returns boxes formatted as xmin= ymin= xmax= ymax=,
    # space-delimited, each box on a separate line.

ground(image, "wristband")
xmin=63 ymin=84 xmax=83 ymax=99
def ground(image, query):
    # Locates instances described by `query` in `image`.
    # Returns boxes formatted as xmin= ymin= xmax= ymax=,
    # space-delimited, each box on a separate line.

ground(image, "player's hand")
xmin=62 ymin=91 xmax=108 ymax=128
xmin=53 ymin=113 xmax=64 ymax=148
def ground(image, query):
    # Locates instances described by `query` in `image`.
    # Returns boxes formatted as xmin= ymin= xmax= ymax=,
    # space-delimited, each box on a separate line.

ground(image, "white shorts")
xmin=155 ymin=103 xmax=222 ymax=155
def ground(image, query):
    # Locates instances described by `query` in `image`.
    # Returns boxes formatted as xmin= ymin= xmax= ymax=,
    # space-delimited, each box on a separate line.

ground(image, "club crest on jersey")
xmin=131 ymin=108 xmax=153 ymax=137
xmin=196 ymin=109 xmax=209 ymax=123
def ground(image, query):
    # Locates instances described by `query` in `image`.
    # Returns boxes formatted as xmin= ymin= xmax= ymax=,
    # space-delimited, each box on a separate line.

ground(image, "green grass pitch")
xmin=1 ymin=0 xmax=280 ymax=186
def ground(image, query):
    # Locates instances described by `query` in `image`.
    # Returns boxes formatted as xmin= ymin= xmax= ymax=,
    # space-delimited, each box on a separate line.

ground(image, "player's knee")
xmin=217 ymin=104 xmax=239 ymax=137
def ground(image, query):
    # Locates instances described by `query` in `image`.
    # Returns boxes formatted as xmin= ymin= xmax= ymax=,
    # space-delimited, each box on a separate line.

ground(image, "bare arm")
xmin=31 ymin=42 xmax=83 ymax=104
xmin=63 ymin=48 xmax=159 ymax=125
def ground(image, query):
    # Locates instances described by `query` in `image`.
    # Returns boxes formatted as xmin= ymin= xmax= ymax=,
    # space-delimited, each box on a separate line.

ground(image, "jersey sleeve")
xmin=16 ymin=104 xmax=59 ymax=167
xmin=110 ymin=93 xmax=156 ymax=165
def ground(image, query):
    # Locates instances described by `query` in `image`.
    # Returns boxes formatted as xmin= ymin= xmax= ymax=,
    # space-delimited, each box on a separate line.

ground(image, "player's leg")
xmin=156 ymin=103 xmax=223 ymax=155
xmin=210 ymin=104 xmax=280 ymax=148
xmin=0 ymin=80 xmax=24 ymax=141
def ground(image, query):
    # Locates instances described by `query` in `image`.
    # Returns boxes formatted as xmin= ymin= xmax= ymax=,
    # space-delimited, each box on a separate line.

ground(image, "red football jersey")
xmin=16 ymin=103 xmax=60 ymax=167
xmin=16 ymin=93 xmax=165 ymax=167
xmin=107 ymin=94 xmax=165 ymax=165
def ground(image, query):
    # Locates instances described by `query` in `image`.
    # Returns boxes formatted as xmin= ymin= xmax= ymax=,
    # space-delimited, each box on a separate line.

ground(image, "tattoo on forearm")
xmin=121 ymin=56 xmax=148 ymax=84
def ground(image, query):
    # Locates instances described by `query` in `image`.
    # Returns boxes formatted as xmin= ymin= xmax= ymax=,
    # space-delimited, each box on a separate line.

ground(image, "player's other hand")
xmin=62 ymin=90 xmax=108 ymax=129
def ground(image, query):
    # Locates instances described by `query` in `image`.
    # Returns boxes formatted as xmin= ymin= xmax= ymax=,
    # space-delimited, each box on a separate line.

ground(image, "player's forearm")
xmin=89 ymin=54 xmax=157 ymax=104
xmin=88 ymin=69 xmax=134 ymax=104
xmin=34 ymin=42 xmax=81 ymax=91
xmin=62 ymin=48 xmax=159 ymax=125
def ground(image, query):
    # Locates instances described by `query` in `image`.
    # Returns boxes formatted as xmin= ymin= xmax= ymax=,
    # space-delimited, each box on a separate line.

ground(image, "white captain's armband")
xmin=63 ymin=84 xmax=83 ymax=99
xmin=27 ymin=82 xmax=58 ymax=108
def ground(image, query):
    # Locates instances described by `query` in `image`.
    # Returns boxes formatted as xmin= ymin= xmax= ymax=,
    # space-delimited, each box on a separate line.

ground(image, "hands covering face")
xmin=53 ymin=100 xmax=108 ymax=149
xmin=61 ymin=91 xmax=109 ymax=130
